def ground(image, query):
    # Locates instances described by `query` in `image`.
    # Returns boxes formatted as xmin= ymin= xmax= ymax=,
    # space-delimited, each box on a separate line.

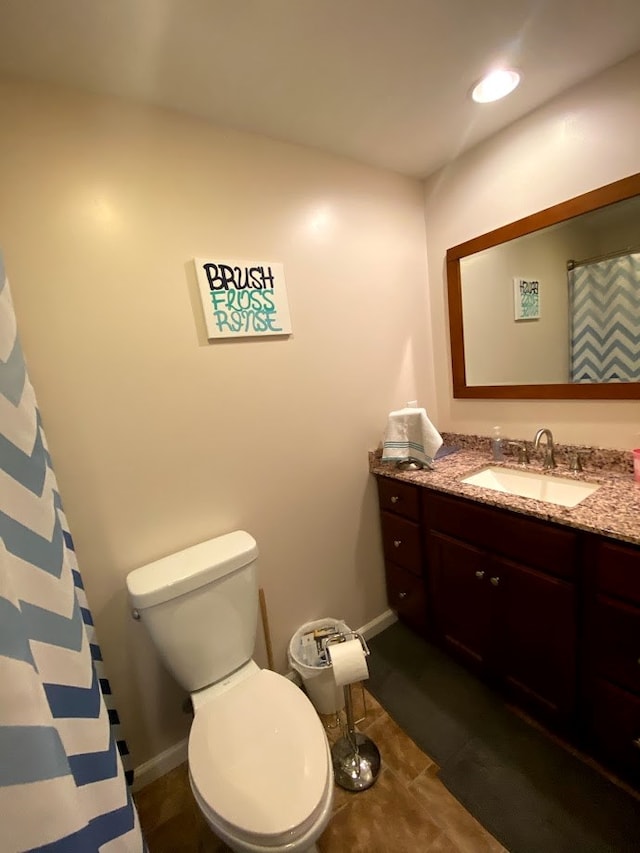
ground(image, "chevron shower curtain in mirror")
xmin=569 ymin=252 xmax=640 ymax=383
xmin=0 ymin=256 xmax=145 ymax=852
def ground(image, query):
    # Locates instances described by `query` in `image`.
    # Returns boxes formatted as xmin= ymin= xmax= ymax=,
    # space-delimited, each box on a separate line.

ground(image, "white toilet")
xmin=126 ymin=530 xmax=334 ymax=853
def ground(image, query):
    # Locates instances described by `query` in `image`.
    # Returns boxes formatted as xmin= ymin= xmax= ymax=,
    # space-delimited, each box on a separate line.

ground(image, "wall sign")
xmin=513 ymin=277 xmax=540 ymax=320
xmin=194 ymin=257 xmax=292 ymax=339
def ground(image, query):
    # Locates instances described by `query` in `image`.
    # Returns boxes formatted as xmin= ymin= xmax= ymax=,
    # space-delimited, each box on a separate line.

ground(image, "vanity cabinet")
xmin=425 ymin=491 xmax=578 ymax=726
xmin=374 ymin=471 xmax=640 ymax=786
xmin=376 ymin=477 xmax=428 ymax=636
xmin=582 ymin=538 xmax=640 ymax=783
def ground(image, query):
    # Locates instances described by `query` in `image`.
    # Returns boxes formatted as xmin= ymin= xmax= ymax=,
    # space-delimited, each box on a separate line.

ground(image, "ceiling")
xmin=1 ymin=0 xmax=639 ymax=177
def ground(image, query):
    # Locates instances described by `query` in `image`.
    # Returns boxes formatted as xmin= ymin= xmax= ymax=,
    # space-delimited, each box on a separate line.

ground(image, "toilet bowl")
xmin=125 ymin=531 xmax=334 ymax=853
xmin=188 ymin=666 xmax=334 ymax=853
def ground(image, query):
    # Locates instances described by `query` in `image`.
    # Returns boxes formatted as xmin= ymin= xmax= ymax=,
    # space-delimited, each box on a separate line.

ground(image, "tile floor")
xmin=134 ymin=686 xmax=507 ymax=853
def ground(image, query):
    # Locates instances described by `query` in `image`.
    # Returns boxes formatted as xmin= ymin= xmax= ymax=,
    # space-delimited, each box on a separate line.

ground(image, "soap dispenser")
xmin=491 ymin=426 xmax=504 ymax=461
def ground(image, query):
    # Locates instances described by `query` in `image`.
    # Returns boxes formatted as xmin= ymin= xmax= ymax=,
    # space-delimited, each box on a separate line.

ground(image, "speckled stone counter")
xmin=369 ymin=433 xmax=640 ymax=547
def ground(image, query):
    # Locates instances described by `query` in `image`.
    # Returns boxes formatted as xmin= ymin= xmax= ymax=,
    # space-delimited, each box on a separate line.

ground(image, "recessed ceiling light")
xmin=471 ymin=69 xmax=521 ymax=103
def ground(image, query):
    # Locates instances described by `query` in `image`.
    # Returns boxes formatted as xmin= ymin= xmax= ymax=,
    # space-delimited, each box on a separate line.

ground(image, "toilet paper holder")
xmin=323 ymin=630 xmax=370 ymax=658
xmin=323 ymin=632 xmax=381 ymax=792
xmin=324 ymin=631 xmax=370 ymax=721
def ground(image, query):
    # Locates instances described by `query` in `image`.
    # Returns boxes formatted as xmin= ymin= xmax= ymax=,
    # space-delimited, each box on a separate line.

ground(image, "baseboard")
xmin=132 ymin=609 xmax=397 ymax=791
xmin=357 ymin=608 xmax=397 ymax=640
xmin=132 ymin=736 xmax=188 ymax=793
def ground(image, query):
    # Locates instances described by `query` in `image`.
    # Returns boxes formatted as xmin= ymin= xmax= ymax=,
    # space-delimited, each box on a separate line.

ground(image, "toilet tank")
xmin=126 ymin=530 xmax=259 ymax=693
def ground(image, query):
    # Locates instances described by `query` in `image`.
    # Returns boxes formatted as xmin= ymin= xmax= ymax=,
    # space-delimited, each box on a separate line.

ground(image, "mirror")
xmin=446 ymin=172 xmax=640 ymax=399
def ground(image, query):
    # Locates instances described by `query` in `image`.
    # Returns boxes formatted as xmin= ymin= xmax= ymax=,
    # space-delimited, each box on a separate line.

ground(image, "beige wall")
xmin=0 ymin=77 xmax=433 ymax=765
xmin=425 ymin=52 xmax=640 ymax=448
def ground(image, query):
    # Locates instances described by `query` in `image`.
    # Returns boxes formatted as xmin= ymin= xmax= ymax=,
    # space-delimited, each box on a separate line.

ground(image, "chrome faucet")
xmin=534 ymin=428 xmax=556 ymax=469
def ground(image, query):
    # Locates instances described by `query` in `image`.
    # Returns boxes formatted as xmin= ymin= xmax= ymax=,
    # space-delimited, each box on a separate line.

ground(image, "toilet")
xmin=126 ymin=530 xmax=334 ymax=853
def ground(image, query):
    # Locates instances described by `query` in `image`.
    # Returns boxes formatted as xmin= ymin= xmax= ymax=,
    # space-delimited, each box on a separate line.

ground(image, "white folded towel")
xmin=382 ymin=407 xmax=443 ymax=464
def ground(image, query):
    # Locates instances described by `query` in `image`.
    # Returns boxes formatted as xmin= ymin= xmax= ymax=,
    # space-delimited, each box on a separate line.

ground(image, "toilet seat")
xmin=188 ymin=669 xmax=331 ymax=848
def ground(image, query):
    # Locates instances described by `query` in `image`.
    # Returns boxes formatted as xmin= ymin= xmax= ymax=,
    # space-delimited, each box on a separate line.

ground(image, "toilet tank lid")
xmin=126 ymin=530 xmax=258 ymax=609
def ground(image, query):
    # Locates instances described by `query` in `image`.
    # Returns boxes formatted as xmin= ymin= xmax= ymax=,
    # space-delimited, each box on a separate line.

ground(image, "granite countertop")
xmin=369 ymin=434 xmax=640 ymax=547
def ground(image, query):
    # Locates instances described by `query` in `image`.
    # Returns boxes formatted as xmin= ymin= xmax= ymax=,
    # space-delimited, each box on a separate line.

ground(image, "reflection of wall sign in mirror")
xmin=194 ymin=257 xmax=292 ymax=339
xmin=514 ymin=277 xmax=540 ymax=321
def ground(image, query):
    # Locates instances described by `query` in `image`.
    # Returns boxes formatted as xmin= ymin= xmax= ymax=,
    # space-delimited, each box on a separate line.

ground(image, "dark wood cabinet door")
xmin=589 ymin=678 xmax=640 ymax=784
xmin=495 ymin=556 xmax=577 ymax=724
xmin=429 ymin=532 xmax=494 ymax=674
xmin=590 ymin=594 xmax=640 ymax=695
xmin=582 ymin=534 xmax=640 ymax=787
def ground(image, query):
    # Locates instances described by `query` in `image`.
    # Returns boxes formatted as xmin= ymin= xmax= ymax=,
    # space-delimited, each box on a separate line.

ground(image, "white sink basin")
xmin=461 ymin=465 xmax=600 ymax=508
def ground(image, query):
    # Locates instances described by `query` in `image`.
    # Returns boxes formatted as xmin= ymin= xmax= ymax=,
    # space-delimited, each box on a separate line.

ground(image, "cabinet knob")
xmin=391 ymin=495 xmax=399 ymax=504
xmin=475 ymin=570 xmax=485 ymax=580
xmin=393 ymin=539 xmax=402 ymax=548
xmin=398 ymin=591 xmax=408 ymax=599
xmin=490 ymin=576 xmax=500 ymax=586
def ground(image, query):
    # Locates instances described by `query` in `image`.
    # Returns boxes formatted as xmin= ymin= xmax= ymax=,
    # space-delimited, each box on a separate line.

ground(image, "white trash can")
xmin=288 ymin=618 xmax=350 ymax=714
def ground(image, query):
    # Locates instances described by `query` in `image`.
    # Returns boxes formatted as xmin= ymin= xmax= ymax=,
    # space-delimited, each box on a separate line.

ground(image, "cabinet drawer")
xmin=385 ymin=562 xmax=427 ymax=635
xmin=425 ymin=492 xmax=577 ymax=580
xmin=592 ymin=595 xmax=640 ymax=694
xmin=594 ymin=539 xmax=640 ymax=606
xmin=589 ymin=678 xmax=640 ymax=781
xmin=380 ymin=511 xmax=422 ymax=575
xmin=377 ymin=477 xmax=420 ymax=521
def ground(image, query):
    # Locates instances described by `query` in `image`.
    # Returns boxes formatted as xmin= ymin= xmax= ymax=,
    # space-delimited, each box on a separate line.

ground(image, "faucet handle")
xmin=568 ymin=450 xmax=584 ymax=473
xmin=507 ymin=441 xmax=529 ymax=465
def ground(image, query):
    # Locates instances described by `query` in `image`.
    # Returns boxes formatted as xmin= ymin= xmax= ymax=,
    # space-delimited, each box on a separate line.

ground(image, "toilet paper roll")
xmin=330 ymin=638 xmax=369 ymax=687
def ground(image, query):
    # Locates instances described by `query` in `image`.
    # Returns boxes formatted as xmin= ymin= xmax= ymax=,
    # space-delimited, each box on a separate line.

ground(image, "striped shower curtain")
xmin=0 ymin=256 xmax=145 ymax=852
xmin=569 ymin=252 xmax=640 ymax=383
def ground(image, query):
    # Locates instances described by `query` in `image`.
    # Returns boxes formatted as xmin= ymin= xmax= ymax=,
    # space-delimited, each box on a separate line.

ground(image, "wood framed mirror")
xmin=446 ymin=172 xmax=640 ymax=399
